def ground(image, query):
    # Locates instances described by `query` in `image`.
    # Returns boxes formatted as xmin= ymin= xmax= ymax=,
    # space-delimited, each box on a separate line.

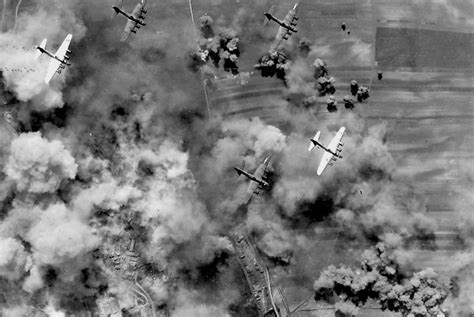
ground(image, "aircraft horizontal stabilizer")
xmin=308 ymin=131 xmax=321 ymax=151
xmin=34 ymin=39 xmax=47 ymax=60
xmin=234 ymin=167 xmax=244 ymax=176
xmin=263 ymin=5 xmax=275 ymax=25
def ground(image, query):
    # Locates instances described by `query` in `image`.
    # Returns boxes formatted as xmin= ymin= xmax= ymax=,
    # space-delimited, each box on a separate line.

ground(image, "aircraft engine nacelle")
xmin=142 ymin=9 xmax=147 ymax=14
xmin=283 ymin=35 xmax=289 ymax=40
xmin=131 ymin=29 xmax=137 ymax=33
xmin=64 ymin=55 xmax=70 ymax=60
xmin=67 ymin=49 xmax=71 ymax=55
xmin=339 ymin=142 xmax=344 ymax=147
xmin=291 ymin=22 xmax=297 ymax=26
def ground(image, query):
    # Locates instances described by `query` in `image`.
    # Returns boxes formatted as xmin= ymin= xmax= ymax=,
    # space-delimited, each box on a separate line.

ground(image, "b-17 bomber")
xmin=264 ymin=3 xmax=299 ymax=51
xmin=113 ymin=0 xmax=147 ymax=42
xmin=34 ymin=34 xmax=72 ymax=84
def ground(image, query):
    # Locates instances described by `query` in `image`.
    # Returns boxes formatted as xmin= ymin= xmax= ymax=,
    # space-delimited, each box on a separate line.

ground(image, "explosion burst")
xmin=0 ymin=1 xmax=472 ymax=316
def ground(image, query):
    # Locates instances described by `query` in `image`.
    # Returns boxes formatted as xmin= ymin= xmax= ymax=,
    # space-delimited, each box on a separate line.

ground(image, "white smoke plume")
xmin=0 ymin=0 xmax=467 ymax=315
xmin=27 ymin=203 xmax=99 ymax=267
xmin=196 ymin=117 xmax=286 ymax=214
xmin=4 ymin=131 xmax=77 ymax=193
xmin=0 ymin=237 xmax=31 ymax=281
xmin=0 ymin=1 xmax=87 ymax=109
xmin=172 ymin=290 xmax=231 ymax=317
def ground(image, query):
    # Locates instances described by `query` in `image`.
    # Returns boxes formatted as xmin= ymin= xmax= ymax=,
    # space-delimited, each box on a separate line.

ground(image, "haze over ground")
xmin=0 ymin=0 xmax=472 ymax=316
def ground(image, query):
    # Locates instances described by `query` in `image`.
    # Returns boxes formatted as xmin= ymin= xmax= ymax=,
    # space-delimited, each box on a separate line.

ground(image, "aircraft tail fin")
xmin=34 ymin=39 xmax=47 ymax=60
xmin=112 ymin=0 xmax=123 ymax=19
xmin=234 ymin=158 xmax=247 ymax=178
xmin=263 ymin=5 xmax=275 ymax=25
xmin=234 ymin=167 xmax=244 ymax=177
xmin=308 ymin=131 xmax=321 ymax=151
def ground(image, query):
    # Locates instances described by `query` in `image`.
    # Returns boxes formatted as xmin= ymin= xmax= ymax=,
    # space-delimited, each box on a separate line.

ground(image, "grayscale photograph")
xmin=0 ymin=0 xmax=472 ymax=316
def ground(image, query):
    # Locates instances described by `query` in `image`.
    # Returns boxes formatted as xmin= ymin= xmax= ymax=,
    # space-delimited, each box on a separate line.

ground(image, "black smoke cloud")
xmin=254 ymin=49 xmax=290 ymax=81
xmin=189 ymin=13 xmax=241 ymax=75
xmin=271 ymin=113 xmax=436 ymax=245
xmin=313 ymin=243 xmax=449 ymax=316
xmin=0 ymin=1 xmax=462 ymax=316
xmin=0 ymin=0 xmax=231 ymax=315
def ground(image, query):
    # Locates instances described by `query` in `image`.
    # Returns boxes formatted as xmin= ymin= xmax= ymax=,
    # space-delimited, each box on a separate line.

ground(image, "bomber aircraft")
xmin=113 ymin=0 xmax=147 ymax=42
xmin=235 ymin=156 xmax=271 ymax=203
xmin=34 ymin=34 xmax=72 ymax=84
xmin=308 ymin=127 xmax=346 ymax=175
xmin=264 ymin=3 xmax=299 ymax=50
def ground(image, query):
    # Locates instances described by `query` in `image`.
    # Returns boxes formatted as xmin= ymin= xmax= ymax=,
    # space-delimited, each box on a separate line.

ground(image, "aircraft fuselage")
xmin=113 ymin=6 xmax=146 ymax=26
xmin=310 ymin=140 xmax=342 ymax=158
xmin=234 ymin=168 xmax=269 ymax=187
xmin=264 ymin=13 xmax=297 ymax=33
xmin=35 ymin=47 xmax=70 ymax=66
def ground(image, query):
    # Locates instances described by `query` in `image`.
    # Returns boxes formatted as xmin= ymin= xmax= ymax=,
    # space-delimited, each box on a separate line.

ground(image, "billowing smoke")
xmin=356 ymin=85 xmax=370 ymax=103
xmin=0 ymin=1 xmax=87 ymax=109
xmin=0 ymin=0 xmax=466 ymax=315
xmin=272 ymin=115 xmax=436 ymax=245
xmin=4 ymin=132 xmax=77 ymax=193
xmin=298 ymin=37 xmax=312 ymax=58
xmin=196 ymin=117 xmax=286 ymax=213
xmin=312 ymin=58 xmax=328 ymax=79
xmin=254 ymin=49 xmax=290 ymax=82
xmin=350 ymin=79 xmax=359 ymax=96
xmin=189 ymin=14 xmax=240 ymax=75
xmin=327 ymin=95 xmax=338 ymax=112
xmin=343 ymin=95 xmax=355 ymax=109
xmin=199 ymin=13 xmax=214 ymax=39
xmin=316 ymin=76 xmax=336 ymax=96
xmin=313 ymin=243 xmax=449 ymax=316
xmin=442 ymin=159 xmax=474 ymax=315
xmin=0 ymin=237 xmax=30 ymax=281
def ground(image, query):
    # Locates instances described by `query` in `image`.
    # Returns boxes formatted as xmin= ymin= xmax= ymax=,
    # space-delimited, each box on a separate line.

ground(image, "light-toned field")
xmin=204 ymin=1 xmax=472 ymax=314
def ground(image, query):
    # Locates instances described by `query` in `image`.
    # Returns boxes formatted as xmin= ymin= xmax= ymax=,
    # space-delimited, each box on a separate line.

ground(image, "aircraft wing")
xmin=282 ymin=8 xmax=297 ymax=30
xmin=282 ymin=4 xmax=298 ymax=35
xmin=316 ymin=127 xmax=345 ymax=176
xmin=316 ymin=151 xmax=333 ymax=176
xmin=44 ymin=59 xmax=61 ymax=84
xmin=270 ymin=26 xmax=286 ymax=51
xmin=270 ymin=16 xmax=296 ymax=50
xmin=244 ymin=156 xmax=270 ymax=203
xmin=130 ymin=2 xmax=144 ymax=20
xmin=121 ymin=20 xmax=135 ymax=42
xmin=244 ymin=181 xmax=259 ymax=203
xmin=120 ymin=3 xmax=145 ymax=42
xmin=54 ymin=34 xmax=72 ymax=62
xmin=253 ymin=159 xmax=268 ymax=181
xmin=327 ymin=127 xmax=345 ymax=153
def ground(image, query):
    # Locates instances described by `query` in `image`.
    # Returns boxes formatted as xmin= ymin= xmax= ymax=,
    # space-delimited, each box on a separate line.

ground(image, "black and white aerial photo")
xmin=0 ymin=0 xmax=473 ymax=316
